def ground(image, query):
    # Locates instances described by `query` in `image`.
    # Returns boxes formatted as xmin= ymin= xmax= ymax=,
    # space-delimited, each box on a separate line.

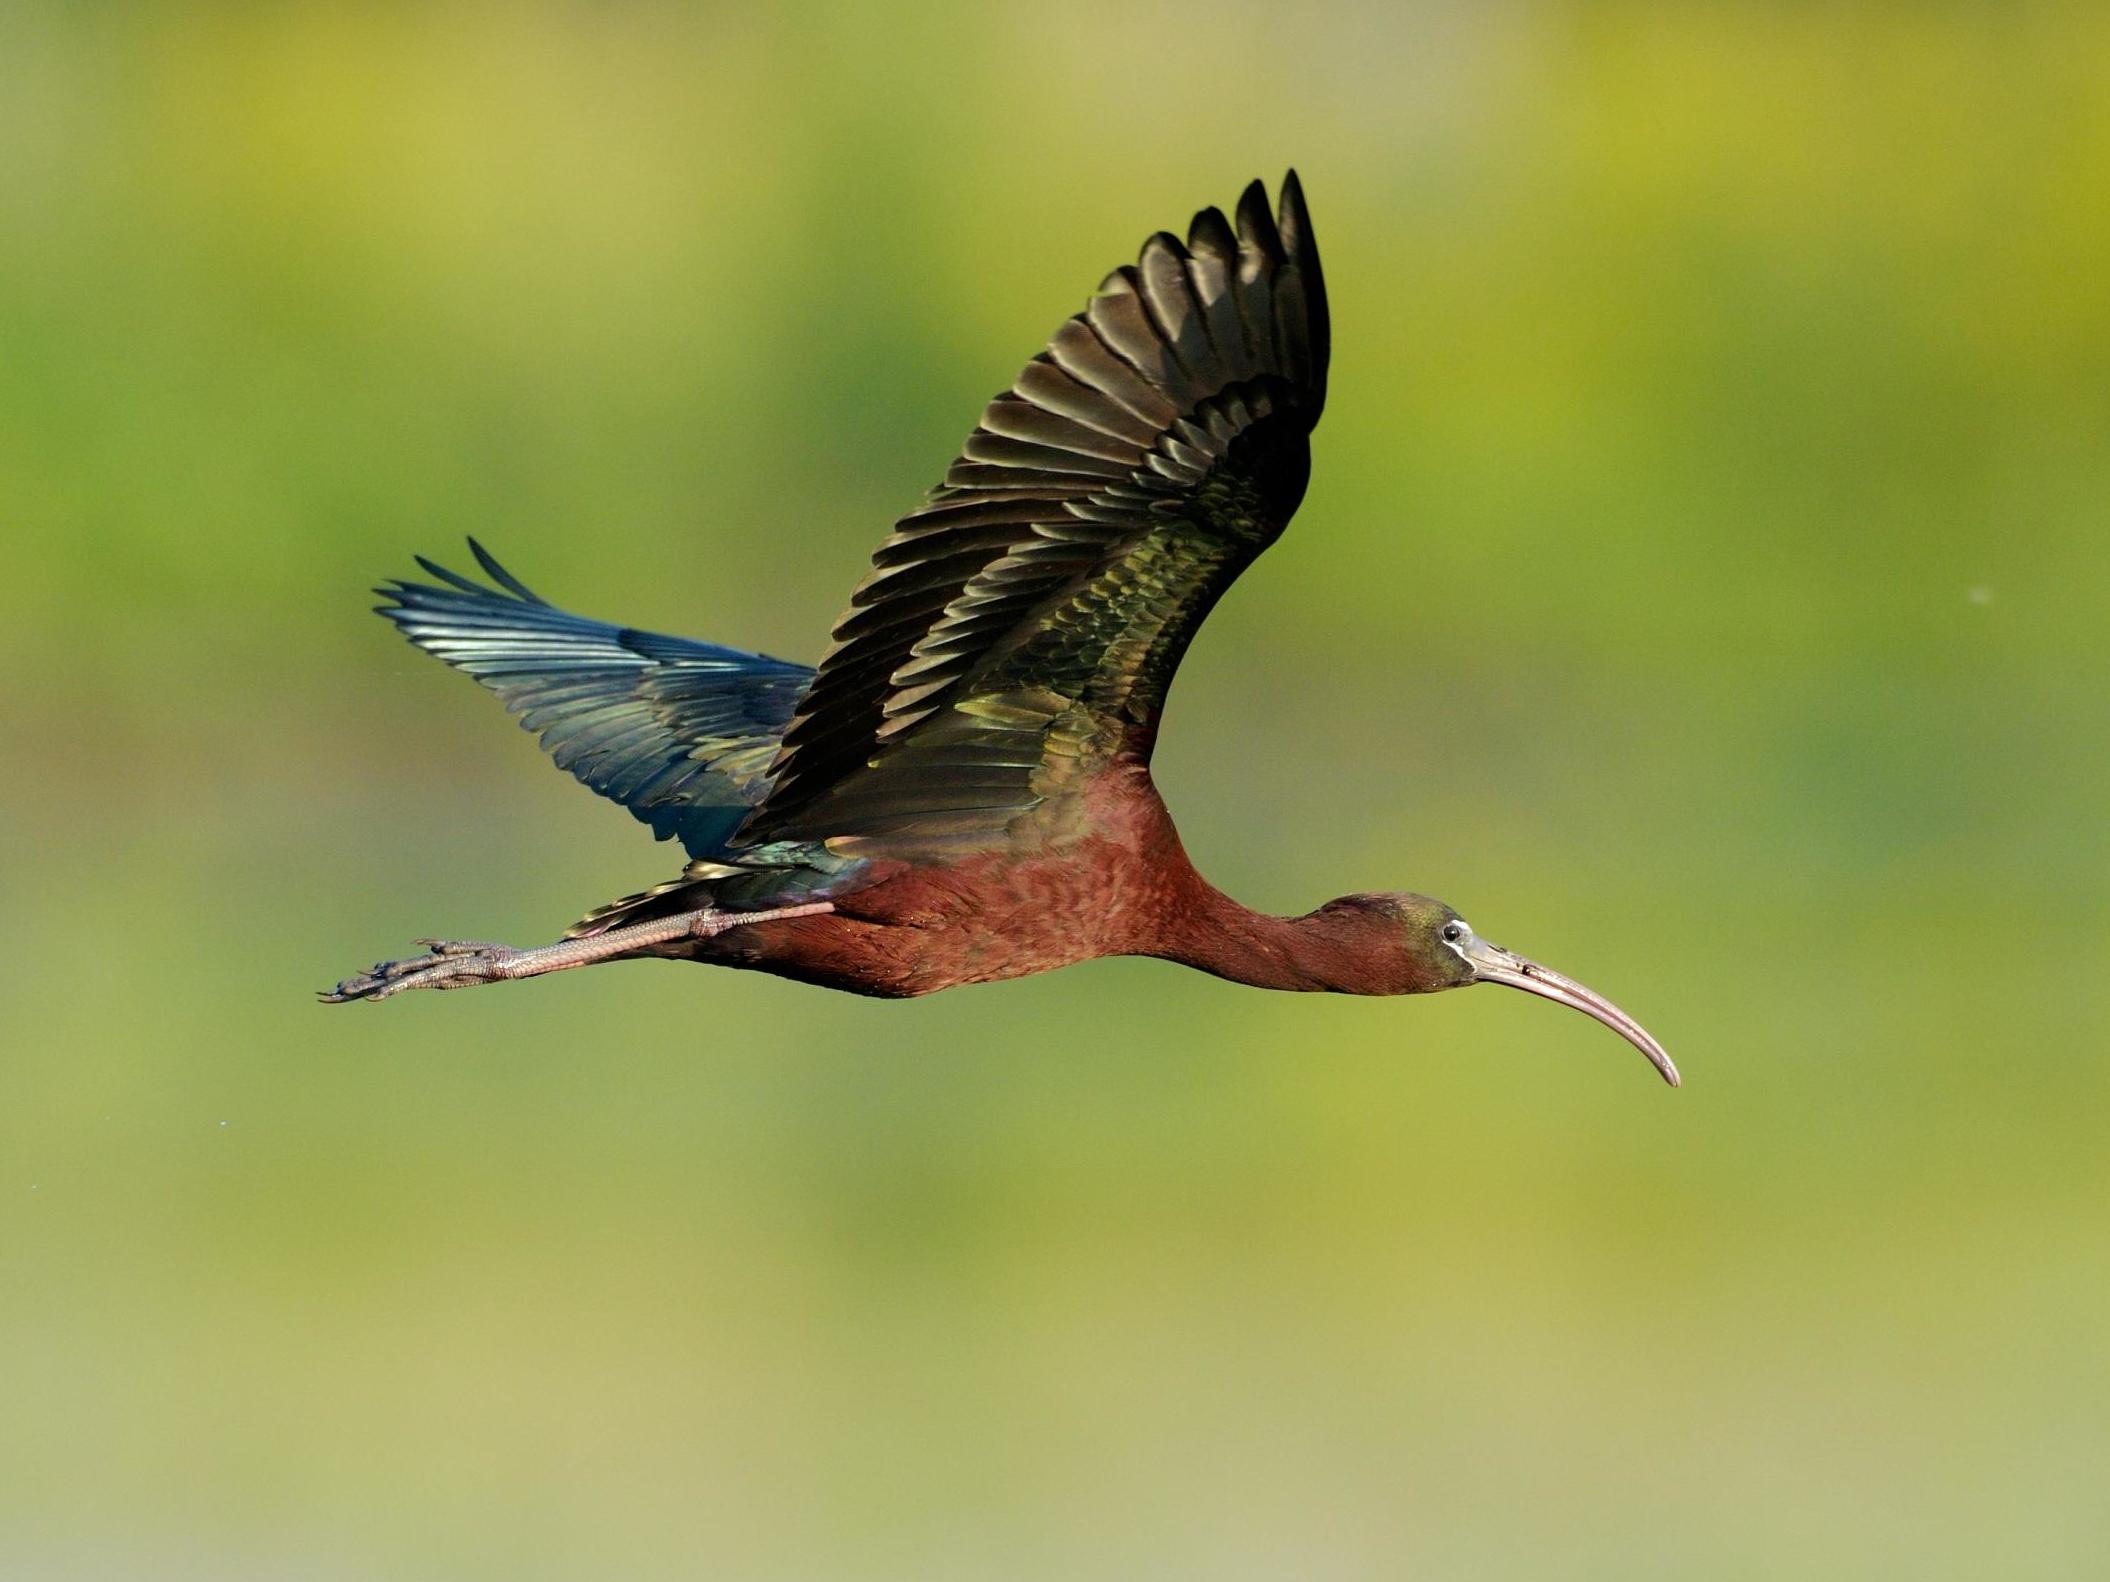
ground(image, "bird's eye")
xmin=1442 ymin=921 xmax=1466 ymax=944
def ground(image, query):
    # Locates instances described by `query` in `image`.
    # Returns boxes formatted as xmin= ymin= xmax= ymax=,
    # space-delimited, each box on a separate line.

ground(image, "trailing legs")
xmin=321 ymin=902 xmax=834 ymax=1003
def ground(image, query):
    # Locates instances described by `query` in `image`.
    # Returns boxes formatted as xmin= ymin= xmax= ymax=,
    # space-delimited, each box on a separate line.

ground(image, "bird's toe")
xmin=321 ymin=942 xmax=513 ymax=1002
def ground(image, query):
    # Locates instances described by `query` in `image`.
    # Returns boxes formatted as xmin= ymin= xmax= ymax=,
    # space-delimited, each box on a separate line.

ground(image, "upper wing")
xmin=740 ymin=172 xmax=1328 ymax=848
xmin=378 ymin=540 xmax=813 ymax=859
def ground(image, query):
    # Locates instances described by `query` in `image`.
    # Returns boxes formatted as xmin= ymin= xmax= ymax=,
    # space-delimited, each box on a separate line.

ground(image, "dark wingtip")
xmin=1274 ymin=168 xmax=1327 ymax=390
xmin=1141 ymin=228 xmax=1191 ymax=263
xmin=390 ymin=541 xmax=547 ymax=605
xmin=1277 ymin=170 xmax=1309 ymax=242
xmin=1187 ymin=204 xmax=1237 ymax=259
xmin=410 ymin=553 xmax=487 ymax=595
xmin=466 ymin=536 xmax=546 ymax=604
xmin=1233 ymin=178 xmax=1282 ymax=261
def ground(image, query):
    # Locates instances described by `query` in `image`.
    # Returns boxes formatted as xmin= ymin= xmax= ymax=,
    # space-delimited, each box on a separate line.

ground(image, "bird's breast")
xmin=708 ymin=778 xmax=1196 ymax=997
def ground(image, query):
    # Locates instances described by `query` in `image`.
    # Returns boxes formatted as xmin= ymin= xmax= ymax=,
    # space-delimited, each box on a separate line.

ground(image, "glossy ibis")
xmin=326 ymin=173 xmax=1677 ymax=1087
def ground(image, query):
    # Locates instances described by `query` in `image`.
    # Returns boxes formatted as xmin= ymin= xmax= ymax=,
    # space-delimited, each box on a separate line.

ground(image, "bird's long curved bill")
xmin=1465 ymin=940 xmax=1680 ymax=1087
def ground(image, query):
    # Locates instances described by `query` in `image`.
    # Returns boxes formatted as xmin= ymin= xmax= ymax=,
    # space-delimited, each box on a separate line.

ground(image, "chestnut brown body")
xmin=693 ymin=767 xmax=1434 ymax=999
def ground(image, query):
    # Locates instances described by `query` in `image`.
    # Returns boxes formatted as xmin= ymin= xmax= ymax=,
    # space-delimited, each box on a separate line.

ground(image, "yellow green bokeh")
xmin=4 ymin=4 xmax=2107 ymax=1575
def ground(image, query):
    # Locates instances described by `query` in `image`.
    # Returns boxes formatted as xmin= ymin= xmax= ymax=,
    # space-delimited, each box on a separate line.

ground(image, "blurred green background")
xmin=3 ymin=3 xmax=2107 ymax=1577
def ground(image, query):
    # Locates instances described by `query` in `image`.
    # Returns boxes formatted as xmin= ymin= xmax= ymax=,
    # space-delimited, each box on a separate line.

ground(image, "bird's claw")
xmin=320 ymin=940 xmax=515 ymax=1003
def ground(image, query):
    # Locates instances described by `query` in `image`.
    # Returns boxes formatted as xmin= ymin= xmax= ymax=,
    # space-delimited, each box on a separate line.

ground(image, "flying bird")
xmin=326 ymin=173 xmax=1677 ymax=1087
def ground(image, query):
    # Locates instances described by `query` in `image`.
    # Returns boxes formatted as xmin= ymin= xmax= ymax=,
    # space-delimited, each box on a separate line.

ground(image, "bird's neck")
xmin=1148 ymin=878 xmax=1411 ymax=995
xmin=1088 ymin=765 xmax=1410 ymax=995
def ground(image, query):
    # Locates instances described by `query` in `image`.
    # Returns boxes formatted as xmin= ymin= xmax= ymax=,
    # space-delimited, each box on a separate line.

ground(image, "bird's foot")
xmin=321 ymin=940 xmax=523 ymax=1002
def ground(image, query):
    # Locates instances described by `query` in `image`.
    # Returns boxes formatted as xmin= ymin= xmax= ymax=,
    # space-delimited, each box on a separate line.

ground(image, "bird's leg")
xmin=320 ymin=902 xmax=835 ymax=1004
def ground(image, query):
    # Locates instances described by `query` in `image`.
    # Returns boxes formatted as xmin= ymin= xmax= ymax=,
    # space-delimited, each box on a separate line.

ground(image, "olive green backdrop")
xmin=3 ymin=4 xmax=2106 ymax=1577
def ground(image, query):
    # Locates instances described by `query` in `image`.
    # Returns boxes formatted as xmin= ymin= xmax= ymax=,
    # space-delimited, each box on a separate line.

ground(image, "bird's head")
xmin=1325 ymin=893 xmax=1679 ymax=1087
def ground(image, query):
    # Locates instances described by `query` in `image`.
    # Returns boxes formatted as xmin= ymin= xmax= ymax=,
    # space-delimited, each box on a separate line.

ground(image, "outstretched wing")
xmin=378 ymin=540 xmax=812 ymax=860
xmin=740 ymin=172 xmax=1328 ymax=848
